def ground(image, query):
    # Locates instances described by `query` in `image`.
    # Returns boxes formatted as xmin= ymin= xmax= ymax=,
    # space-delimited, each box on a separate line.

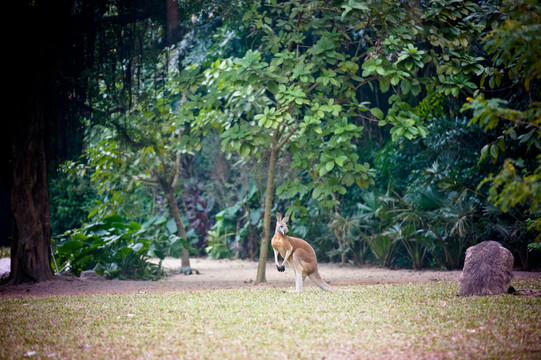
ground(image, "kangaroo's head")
xmin=275 ymin=212 xmax=290 ymax=235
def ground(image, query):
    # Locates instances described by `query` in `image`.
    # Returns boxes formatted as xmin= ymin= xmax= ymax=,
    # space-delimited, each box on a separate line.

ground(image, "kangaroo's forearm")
xmin=274 ymin=248 xmax=286 ymax=272
xmin=280 ymin=249 xmax=292 ymax=266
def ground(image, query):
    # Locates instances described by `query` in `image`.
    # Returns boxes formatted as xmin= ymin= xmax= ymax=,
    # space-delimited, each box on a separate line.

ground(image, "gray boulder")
xmin=459 ymin=241 xmax=514 ymax=296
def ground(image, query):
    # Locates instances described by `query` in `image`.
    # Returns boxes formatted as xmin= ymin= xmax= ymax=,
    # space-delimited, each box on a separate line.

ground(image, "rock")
xmin=459 ymin=241 xmax=514 ymax=296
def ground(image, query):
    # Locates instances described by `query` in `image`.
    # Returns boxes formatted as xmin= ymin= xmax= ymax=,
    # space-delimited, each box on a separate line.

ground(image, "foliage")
xmin=195 ymin=0 xmax=508 ymax=275
xmin=44 ymin=0 xmax=541 ymax=272
xmin=183 ymin=179 xmax=214 ymax=254
xmin=529 ymin=242 xmax=541 ymax=252
xmin=53 ymin=215 xmax=163 ymax=279
xmin=79 ymin=41 xmax=218 ymax=266
xmin=335 ymin=110 xmax=540 ymax=269
xmin=366 ymin=233 xmax=398 ymax=268
xmin=143 ymin=214 xmax=198 ymax=261
xmin=48 ymin=164 xmax=98 ymax=237
xmin=462 ymin=0 xmax=541 ymax=244
xmin=327 ymin=212 xmax=362 ymax=264
xmin=68 ymin=135 xmax=152 ymax=221
xmin=57 ymin=0 xmax=253 ymax=265
xmin=204 ymin=185 xmax=263 ymax=259
xmin=205 ymin=226 xmax=235 ymax=260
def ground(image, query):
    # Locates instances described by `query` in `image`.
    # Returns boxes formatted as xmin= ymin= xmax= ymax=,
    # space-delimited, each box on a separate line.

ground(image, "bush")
xmin=53 ymin=215 xmax=163 ymax=279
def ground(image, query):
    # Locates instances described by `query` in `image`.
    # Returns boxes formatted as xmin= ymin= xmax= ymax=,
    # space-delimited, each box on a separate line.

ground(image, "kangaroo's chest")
xmin=271 ymin=234 xmax=282 ymax=249
xmin=272 ymin=234 xmax=293 ymax=258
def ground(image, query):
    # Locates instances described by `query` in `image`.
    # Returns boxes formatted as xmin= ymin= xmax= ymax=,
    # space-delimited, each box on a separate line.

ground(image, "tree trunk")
xmin=6 ymin=93 xmax=55 ymax=284
xmin=255 ymin=148 xmax=278 ymax=284
xmin=164 ymin=191 xmax=191 ymax=270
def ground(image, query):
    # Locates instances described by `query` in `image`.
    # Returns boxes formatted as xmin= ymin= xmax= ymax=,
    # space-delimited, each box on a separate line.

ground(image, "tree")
xmin=4 ymin=0 xmax=212 ymax=285
xmin=7 ymin=1 xmax=97 ymax=284
xmin=86 ymin=61 xmax=208 ymax=272
xmin=193 ymin=0 xmax=537 ymax=273
xmin=219 ymin=0 xmax=499 ymax=279
xmin=211 ymin=0 xmax=429 ymax=282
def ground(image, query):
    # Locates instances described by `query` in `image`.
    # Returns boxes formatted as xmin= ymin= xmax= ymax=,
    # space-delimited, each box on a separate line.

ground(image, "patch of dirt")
xmin=1 ymin=257 xmax=540 ymax=298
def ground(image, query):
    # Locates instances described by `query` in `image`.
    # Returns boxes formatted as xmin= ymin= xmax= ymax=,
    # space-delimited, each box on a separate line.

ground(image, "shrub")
xmin=53 ymin=215 xmax=163 ymax=279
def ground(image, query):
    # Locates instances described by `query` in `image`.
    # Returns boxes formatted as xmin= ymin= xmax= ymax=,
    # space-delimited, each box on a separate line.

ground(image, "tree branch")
xmin=276 ymin=122 xmax=301 ymax=151
xmin=133 ymin=175 xmax=158 ymax=185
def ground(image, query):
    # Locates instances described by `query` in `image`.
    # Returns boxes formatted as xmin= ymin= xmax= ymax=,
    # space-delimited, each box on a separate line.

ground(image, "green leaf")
xmin=312 ymin=186 xmax=322 ymax=199
xmin=240 ymin=142 xmax=251 ymax=157
xmin=335 ymin=155 xmax=348 ymax=167
xmin=57 ymin=239 xmax=85 ymax=254
xmin=168 ymin=235 xmax=186 ymax=258
xmin=319 ymin=165 xmax=330 ymax=177
xmin=326 ymin=161 xmax=335 ymax=172
xmin=489 ymin=144 xmax=498 ymax=163
xmin=370 ymin=107 xmax=384 ymax=120
xmin=114 ymin=246 xmax=132 ymax=260
xmin=166 ymin=218 xmax=177 ymax=234
xmin=129 ymin=242 xmax=145 ymax=254
xmin=379 ymin=78 xmax=390 ymax=93
xmin=401 ymin=79 xmax=411 ymax=95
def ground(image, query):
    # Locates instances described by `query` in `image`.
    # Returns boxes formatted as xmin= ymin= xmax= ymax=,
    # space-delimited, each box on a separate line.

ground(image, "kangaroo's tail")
xmin=309 ymin=269 xmax=335 ymax=291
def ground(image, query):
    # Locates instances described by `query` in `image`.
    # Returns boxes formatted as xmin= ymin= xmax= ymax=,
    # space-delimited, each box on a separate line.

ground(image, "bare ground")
xmin=1 ymin=257 xmax=540 ymax=298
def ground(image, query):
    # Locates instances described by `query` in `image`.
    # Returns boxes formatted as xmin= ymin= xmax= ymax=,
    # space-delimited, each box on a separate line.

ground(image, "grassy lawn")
xmin=1 ymin=279 xmax=540 ymax=359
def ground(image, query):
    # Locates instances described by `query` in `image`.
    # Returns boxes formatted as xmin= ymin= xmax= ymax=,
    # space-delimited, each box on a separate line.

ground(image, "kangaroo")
xmin=271 ymin=212 xmax=334 ymax=292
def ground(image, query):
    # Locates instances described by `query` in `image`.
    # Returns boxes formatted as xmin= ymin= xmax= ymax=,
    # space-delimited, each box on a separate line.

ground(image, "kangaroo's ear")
xmin=276 ymin=213 xmax=282 ymax=221
xmin=283 ymin=213 xmax=290 ymax=223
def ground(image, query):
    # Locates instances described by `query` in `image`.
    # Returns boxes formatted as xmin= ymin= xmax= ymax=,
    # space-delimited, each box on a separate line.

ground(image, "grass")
xmin=1 ymin=279 xmax=540 ymax=359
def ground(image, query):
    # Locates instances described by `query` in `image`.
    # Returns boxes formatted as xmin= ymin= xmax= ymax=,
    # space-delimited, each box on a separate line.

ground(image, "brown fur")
xmin=459 ymin=241 xmax=514 ymax=296
xmin=271 ymin=212 xmax=333 ymax=292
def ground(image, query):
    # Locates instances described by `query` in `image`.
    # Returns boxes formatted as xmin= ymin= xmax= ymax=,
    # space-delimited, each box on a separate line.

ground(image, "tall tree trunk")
xmin=164 ymin=191 xmax=191 ymax=270
xmin=255 ymin=148 xmax=278 ymax=284
xmin=6 ymin=90 xmax=55 ymax=284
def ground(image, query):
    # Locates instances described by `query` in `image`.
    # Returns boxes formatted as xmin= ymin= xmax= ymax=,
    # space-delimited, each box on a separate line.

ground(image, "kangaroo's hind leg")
xmin=295 ymin=270 xmax=304 ymax=292
xmin=292 ymin=262 xmax=305 ymax=293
